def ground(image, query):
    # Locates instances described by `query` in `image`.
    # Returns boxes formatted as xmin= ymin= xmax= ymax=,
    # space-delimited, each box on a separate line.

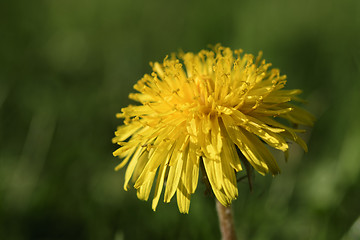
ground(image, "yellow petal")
xmin=221 ymin=114 xmax=275 ymax=175
xmin=283 ymin=105 xmax=315 ymax=126
xmin=124 ymin=147 xmax=144 ymax=191
xmin=220 ymin=149 xmax=238 ymax=200
xmin=203 ymin=157 xmax=223 ymax=192
xmin=187 ymin=141 xmax=200 ymax=193
xmin=152 ymin=162 xmax=168 ymax=211
xmin=137 ymin=170 xmax=156 ymax=201
xmin=176 ymin=174 xmax=191 ymax=214
xmin=241 ymin=129 xmax=281 ymax=175
xmin=113 ymin=122 xmax=142 ymax=142
xmin=164 ymin=139 xmax=187 ymax=202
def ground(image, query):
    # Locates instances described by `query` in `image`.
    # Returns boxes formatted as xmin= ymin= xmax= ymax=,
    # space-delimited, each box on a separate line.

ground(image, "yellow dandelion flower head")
xmin=112 ymin=44 xmax=314 ymax=213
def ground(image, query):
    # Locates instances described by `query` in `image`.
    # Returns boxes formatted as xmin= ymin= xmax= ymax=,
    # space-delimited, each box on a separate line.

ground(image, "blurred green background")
xmin=1 ymin=0 xmax=360 ymax=239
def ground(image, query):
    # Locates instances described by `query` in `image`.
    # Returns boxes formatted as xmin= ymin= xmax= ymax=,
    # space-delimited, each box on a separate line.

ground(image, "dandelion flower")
xmin=112 ymin=45 xmax=314 ymax=213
